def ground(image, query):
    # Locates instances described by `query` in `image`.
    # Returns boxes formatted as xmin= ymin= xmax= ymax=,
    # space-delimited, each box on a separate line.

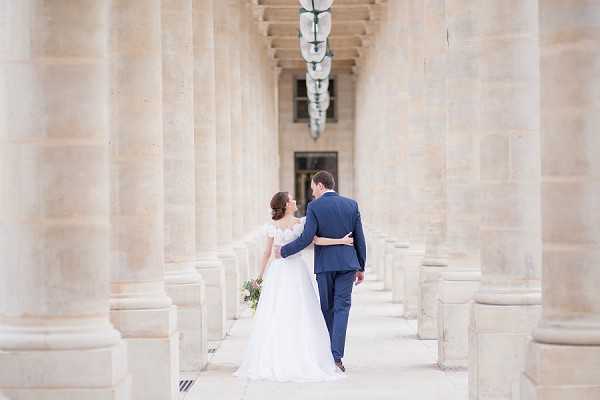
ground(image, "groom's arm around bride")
xmin=274 ymin=172 xmax=367 ymax=285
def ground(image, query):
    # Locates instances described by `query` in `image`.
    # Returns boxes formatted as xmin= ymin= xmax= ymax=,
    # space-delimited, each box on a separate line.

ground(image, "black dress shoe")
xmin=335 ymin=360 xmax=346 ymax=372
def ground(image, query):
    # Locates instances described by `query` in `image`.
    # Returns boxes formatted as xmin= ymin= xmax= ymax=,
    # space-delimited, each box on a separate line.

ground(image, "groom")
xmin=275 ymin=170 xmax=366 ymax=373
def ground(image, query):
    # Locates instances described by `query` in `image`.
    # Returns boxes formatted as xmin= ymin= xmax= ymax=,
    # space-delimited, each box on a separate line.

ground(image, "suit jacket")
xmin=281 ymin=192 xmax=367 ymax=274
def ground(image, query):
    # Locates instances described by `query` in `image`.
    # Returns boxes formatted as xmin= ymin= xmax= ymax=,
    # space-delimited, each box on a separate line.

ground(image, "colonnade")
xmin=355 ymin=1 xmax=600 ymax=399
xmin=0 ymin=1 xmax=278 ymax=399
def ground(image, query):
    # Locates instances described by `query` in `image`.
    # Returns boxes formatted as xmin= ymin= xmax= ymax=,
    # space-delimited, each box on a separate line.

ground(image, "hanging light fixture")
xmin=307 ymin=55 xmax=332 ymax=80
xmin=309 ymin=105 xmax=326 ymax=119
xmin=300 ymin=36 xmax=328 ymax=63
xmin=308 ymin=90 xmax=329 ymax=104
xmin=306 ymin=74 xmax=329 ymax=94
xmin=299 ymin=0 xmax=334 ymax=11
xmin=299 ymin=10 xmax=332 ymax=44
xmin=299 ymin=0 xmax=334 ymax=140
xmin=309 ymin=126 xmax=321 ymax=140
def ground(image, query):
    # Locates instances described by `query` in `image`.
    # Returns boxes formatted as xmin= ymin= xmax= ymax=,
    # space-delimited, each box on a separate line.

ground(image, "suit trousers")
xmin=315 ymin=270 xmax=356 ymax=361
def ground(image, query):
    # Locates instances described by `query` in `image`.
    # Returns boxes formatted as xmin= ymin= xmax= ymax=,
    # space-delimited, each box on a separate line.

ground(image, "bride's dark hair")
xmin=270 ymin=192 xmax=289 ymax=221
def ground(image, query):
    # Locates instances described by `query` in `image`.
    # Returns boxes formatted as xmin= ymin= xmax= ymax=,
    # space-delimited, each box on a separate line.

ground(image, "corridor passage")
xmin=185 ymin=274 xmax=468 ymax=400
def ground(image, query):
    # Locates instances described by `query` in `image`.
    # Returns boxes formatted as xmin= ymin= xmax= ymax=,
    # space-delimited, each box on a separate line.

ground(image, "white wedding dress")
xmin=234 ymin=218 xmax=344 ymax=382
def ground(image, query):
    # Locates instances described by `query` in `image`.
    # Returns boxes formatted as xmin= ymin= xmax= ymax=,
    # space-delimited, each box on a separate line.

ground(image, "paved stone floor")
xmin=185 ymin=275 xmax=468 ymax=400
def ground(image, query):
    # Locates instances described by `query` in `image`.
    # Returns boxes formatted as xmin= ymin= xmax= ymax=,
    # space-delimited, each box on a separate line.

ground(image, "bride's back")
xmin=266 ymin=217 xmax=306 ymax=246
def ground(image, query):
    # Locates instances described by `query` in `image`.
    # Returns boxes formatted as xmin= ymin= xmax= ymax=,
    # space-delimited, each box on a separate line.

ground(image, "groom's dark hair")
xmin=312 ymin=171 xmax=335 ymax=190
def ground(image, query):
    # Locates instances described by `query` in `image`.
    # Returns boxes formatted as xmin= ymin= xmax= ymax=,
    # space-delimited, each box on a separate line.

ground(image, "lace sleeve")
xmin=263 ymin=223 xmax=276 ymax=238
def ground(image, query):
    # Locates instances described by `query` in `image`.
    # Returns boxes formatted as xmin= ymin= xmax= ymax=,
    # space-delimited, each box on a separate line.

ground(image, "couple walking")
xmin=234 ymin=170 xmax=367 ymax=382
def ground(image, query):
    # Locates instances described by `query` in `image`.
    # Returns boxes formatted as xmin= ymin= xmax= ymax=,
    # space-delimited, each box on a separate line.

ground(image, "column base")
xmin=251 ymin=230 xmax=264 ymax=277
xmin=127 ymin=335 xmax=179 ymax=400
xmin=243 ymin=235 xmax=258 ymax=279
xmin=219 ymin=247 xmax=240 ymax=320
xmin=165 ymin=279 xmax=208 ymax=373
xmin=418 ymin=263 xmax=447 ymax=339
xmin=196 ymin=254 xmax=227 ymax=340
xmin=0 ymin=341 xmax=130 ymax=400
xmin=469 ymin=302 xmax=541 ymax=400
xmin=392 ymin=242 xmax=409 ymax=304
xmin=437 ymin=268 xmax=481 ymax=368
xmin=232 ymin=241 xmax=250 ymax=284
xmin=403 ymin=247 xmax=424 ymax=319
xmin=364 ymin=229 xmax=373 ymax=272
xmin=383 ymin=238 xmax=397 ymax=291
xmin=376 ymin=233 xmax=387 ymax=282
xmin=521 ymin=341 xmax=600 ymax=400
xmin=368 ymin=230 xmax=381 ymax=280
xmin=111 ymin=306 xmax=179 ymax=400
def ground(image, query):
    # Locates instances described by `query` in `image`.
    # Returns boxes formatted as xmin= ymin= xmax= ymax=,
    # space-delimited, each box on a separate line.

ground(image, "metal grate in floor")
xmin=179 ymin=379 xmax=195 ymax=393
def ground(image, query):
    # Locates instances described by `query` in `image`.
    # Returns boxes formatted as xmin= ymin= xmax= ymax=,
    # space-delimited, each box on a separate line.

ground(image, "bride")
xmin=234 ymin=191 xmax=352 ymax=382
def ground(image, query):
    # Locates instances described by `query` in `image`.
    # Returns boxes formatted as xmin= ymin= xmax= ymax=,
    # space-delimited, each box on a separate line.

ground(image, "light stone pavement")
xmin=184 ymin=275 xmax=468 ymax=400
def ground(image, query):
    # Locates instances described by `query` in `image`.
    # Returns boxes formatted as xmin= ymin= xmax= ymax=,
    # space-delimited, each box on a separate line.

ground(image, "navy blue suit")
xmin=281 ymin=191 xmax=367 ymax=361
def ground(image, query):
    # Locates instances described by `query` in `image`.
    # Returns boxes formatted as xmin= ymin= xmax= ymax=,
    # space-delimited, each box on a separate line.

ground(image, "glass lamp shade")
xmin=311 ymin=115 xmax=326 ymax=129
xmin=300 ymin=36 xmax=327 ymax=63
xmin=309 ymin=100 xmax=329 ymax=115
xmin=317 ymin=96 xmax=330 ymax=110
xmin=307 ymin=55 xmax=332 ymax=80
xmin=308 ymin=90 xmax=329 ymax=103
xmin=309 ymin=126 xmax=321 ymax=140
xmin=316 ymin=117 xmax=327 ymax=129
xmin=309 ymin=105 xmax=326 ymax=120
xmin=310 ymin=118 xmax=325 ymax=131
xmin=299 ymin=0 xmax=334 ymax=12
xmin=299 ymin=11 xmax=331 ymax=43
xmin=306 ymin=74 xmax=329 ymax=94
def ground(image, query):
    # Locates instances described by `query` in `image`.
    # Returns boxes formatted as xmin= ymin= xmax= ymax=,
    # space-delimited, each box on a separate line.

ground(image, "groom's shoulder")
xmin=337 ymin=194 xmax=359 ymax=207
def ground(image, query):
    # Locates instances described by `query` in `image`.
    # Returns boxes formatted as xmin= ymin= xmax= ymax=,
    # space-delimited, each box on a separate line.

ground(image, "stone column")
xmin=193 ymin=0 xmax=227 ymax=341
xmin=469 ymin=2 xmax=541 ymax=399
xmin=379 ymin=20 xmax=396 ymax=291
xmin=522 ymin=2 xmax=600 ymax=398
xmin=404 ymin=0 xmax=427 ymax=319
xmin=248 ymin=17 xmax=265 ymax=280
xmin=384 ymin=0 xmax=411 ymax=305
xmin=357 ymin=56 xmax=380 ymax=277
xmin=417 ymin=0 xmax=449 ymax=341
xmin=213 ymin=0 xmax=240 ymax=320
xmin=239 ymin=2 xmax=257 ymax=281
xmin=369 ymin=38 xmax=390 ymax=286
xmin=253 ymin=32 xmax=269 ymax=271
xmin=229 ymin=0 xmax=250 ymax=286
xmin=0 ymin=2 xmax=130 ymax=398
xmin=162 ymin=0 xmax=208 ymax=374
xmin=109 ymin=2 xmax=179 ymax=399
xmin=437 ymin=0 xmax=482 ymax=368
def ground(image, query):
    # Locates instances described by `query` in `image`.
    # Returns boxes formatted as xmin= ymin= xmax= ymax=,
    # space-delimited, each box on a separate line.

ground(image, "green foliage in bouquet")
xmin=241 ymin=278 xmax=263 ymax=312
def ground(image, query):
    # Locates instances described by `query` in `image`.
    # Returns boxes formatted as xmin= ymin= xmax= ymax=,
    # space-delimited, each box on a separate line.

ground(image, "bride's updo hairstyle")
xmin=270 ymin=191 xmax=289 ymax=221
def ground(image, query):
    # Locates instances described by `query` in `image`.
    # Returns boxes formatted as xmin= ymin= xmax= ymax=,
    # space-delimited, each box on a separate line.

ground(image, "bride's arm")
xmin=313 ymin=233 xmax=354 ymax=247
xmin=257 ymin=236 xmax=274 ymax=281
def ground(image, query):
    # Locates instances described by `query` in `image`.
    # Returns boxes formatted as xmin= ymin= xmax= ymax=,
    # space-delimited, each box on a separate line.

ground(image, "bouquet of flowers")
xmin=241 ymin=278 xmax=263 ymax=312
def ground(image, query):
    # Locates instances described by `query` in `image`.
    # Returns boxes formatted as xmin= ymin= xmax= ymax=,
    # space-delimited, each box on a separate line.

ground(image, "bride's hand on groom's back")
xmin=341 ymin=232 xmax=354 ymax=246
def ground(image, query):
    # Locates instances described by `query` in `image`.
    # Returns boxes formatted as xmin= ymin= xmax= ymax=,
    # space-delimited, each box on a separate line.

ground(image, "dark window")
xmin=294 ymin=152 xmax=339 ymax=216
xmin=293 ymin=76 xmax=337 ymax=123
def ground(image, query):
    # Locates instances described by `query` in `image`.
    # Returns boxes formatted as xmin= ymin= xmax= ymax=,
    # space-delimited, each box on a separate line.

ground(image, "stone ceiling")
xmin=251 ymin=0 xmax=385 ymax=72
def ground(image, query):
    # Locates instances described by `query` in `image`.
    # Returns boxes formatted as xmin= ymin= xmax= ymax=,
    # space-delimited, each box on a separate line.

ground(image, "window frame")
xmin=293 ymin=151 xmax=339 ymax=216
